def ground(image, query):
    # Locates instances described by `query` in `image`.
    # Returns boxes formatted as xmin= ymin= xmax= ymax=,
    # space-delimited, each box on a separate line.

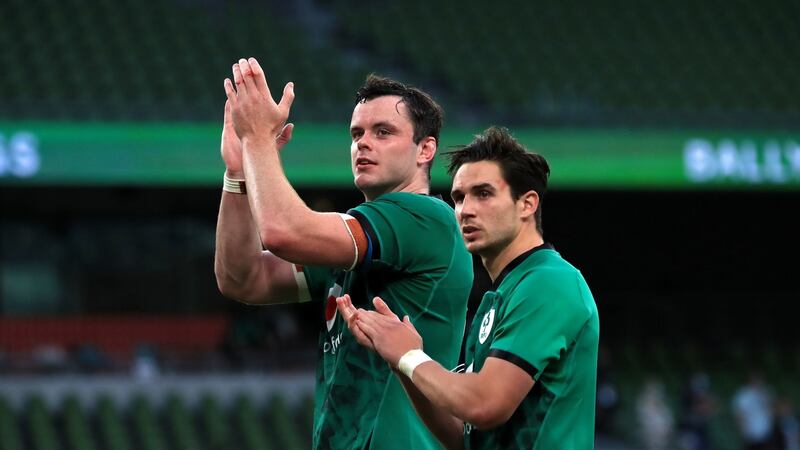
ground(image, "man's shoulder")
xmin=375 ymin=192 xmax=449 ymax=208
xmin=351 ymin=193 xmax=454 ymax=222
xmin=503 ymin=251 xmax=593 ymax=310
xmin=513 ymin=250 xmax=581 ymax=285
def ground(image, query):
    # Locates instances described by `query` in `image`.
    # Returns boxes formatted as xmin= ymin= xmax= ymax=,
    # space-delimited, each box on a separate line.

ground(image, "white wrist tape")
xmin=397 ymin=349 xmax=432 ymax=380
xmin=223 ymin=174 xmax=247 ymax=194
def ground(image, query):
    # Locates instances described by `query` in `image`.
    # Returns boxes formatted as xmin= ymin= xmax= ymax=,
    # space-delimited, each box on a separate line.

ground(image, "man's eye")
xmin=479 ymin=190 xmax=491 ymax=198
xmin=377 ymin=129 xmax=390 ymax=136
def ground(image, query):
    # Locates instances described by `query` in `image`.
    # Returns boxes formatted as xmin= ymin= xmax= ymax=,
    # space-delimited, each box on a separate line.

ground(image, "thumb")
xmin=278 ymin=82 xmax=295 ymax=113
xmin=403 ymin=315 xmax=411 ymax=325
xmin=277 ymin=123 xmax=294 ymax=149
xmin=223 ymin=99 xmax=231 ymax=123
xmin=282 ymin=123 xmax=295 ymax=141
xmin=373 ymin=297 xmax=397 ymax=318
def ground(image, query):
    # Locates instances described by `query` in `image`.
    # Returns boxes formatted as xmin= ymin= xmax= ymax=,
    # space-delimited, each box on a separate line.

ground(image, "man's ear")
xmin=417 ymin=136 xmax=437 ymax=166
xmin=518 ymin=190 xmax=539 ymax=220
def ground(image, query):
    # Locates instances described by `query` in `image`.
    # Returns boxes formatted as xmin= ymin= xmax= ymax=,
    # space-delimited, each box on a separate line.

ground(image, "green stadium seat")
xmin=267 ymin=394 xmax=304 ymax=450
xmin=131 ymin=394 xmax=168 ymax=450
xmin=63 ymin=395 xmax=98 ymax=450
xmin=0 ymin=396 xmax=24 ymax=450
xmin=26 ymin=394 xmax=59 ymax=450
xmin=198 ymin=393 xmax=234 ymax=450
xmin=96 ymin=395 xmax=133 ymax=450
xmin=234 ymin=394 xmax=273 ymax=450
xmin=165 ymin=393 xmax=202 ymax=450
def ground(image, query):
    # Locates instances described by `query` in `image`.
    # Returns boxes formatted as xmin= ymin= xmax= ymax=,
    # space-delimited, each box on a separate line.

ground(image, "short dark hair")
xmin=355 ymin=74 xmax=444 ymax=144
xmin=446 ymin=126 xmax=550 ymax=235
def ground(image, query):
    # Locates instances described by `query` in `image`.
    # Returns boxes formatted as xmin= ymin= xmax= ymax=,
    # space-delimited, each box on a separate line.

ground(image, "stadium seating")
xmin=0 ymin=390 xmax=315 ymax=450
xmin=2 ymin=0 xmax=798 ymax=126
xmin=0 ymin=0 xmax=366 ymax=122
xmin=96 ymin=395 xmax=133 ymax=450
xmin=331 ymin=0 xmax=800 ymax=126
xmin=1 ymin=343 xmax=796 ymax=450
xmin=0 ymin=396 xmax=24 ymax=450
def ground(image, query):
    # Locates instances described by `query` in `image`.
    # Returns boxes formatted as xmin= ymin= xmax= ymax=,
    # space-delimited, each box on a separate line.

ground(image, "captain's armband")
xmin=338 ymin=213 xmax=369 ymax=271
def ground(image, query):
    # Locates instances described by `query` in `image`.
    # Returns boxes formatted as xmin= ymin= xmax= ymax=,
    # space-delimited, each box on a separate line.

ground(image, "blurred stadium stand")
xmin=2 ymin=0 xmax=800 ymax=449
xmin=1 ymin=0 xmax=798 ymax=127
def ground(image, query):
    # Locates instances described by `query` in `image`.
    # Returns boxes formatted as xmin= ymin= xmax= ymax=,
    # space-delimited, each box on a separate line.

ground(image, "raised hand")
xmin=220 ymin=95 xmax=294 ymax=179
xmin=223 ymin=57 xmax=295 ymax=146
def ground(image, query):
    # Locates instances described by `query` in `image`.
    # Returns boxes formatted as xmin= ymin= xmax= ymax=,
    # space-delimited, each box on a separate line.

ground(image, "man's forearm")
xmin=241 ymin=137 xmax=316 ymax=250
xmin=395 ymin=369 xmax=464 ymax=450
xmin=408 ymin=362 xmax=498 ymax=429
xmin=214 ymin=192 xmax=265 ymax=299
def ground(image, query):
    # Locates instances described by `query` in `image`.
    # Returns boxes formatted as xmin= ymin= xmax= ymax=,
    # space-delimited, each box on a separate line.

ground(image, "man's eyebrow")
xmin=372 ymin=121 xmax=397 ymax=130
xmin=470 ymin=183 xmax=495 ymax=192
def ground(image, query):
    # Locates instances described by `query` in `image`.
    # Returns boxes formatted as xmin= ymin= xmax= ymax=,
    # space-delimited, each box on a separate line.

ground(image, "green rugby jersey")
xmin=463 ymin=244 xmax=599 ymax=450
xmin=303 ymin=192 xmax=473 ymax=450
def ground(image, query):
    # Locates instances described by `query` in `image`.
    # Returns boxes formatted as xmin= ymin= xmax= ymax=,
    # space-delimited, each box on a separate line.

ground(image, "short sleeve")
xmin=489 ymin=272 xmax=592 ymax=380
xmin=347 ymin=194 xmax=452 ymax=272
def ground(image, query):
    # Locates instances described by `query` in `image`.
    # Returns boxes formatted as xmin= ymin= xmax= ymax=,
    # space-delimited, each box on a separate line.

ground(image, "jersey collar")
xmin=490 ymin=242 xmax=554 ymax=290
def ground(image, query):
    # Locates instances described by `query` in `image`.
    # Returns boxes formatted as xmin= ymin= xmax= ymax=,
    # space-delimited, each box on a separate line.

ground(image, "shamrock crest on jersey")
xmin=478 ymin=307 xmax=495 ymax=344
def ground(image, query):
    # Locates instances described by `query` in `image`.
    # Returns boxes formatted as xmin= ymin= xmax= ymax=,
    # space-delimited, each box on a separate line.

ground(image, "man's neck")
xmin=363 ymin=177 xmax=430 ymax=201
xmin=482 ymin=232 xmax=544 ymax=282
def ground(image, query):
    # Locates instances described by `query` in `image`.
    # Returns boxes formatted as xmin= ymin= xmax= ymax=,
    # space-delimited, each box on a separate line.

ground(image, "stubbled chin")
xmin=464 ymin=241 xmax=483 ymax=255
xmin=354 ymin=174 xmax=380 ymax=194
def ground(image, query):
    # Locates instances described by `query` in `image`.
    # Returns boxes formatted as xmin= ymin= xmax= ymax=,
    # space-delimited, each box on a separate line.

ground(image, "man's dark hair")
xmin=356 ymin=75 xmax=443 ymax=181
xmin=446 ymin=126 xmax=550 ymax=235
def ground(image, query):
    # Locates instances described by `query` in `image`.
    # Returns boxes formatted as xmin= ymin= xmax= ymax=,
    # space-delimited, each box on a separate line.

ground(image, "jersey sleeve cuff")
xmin=292 ymin=264 xmax=311 ymax=302
xmin=488 ymin=349 xmax=539 ymax=380
xmin=347 ymin=209 xmax=381 ymax=263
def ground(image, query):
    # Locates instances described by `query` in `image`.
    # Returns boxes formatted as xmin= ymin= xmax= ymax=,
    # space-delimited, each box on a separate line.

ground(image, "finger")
xmin=238 ymin=58 xmax=257 ymax=94
xmin=276 ymin=123 xmax=294 ymax=148
xmin=343 ymin=294 xmax=357 ymax=317
xmin=248 ymin=57 xmax=272 ymax=99
xmin=223 ymin=78 xmax=237 ymax=106
xmin=232 ymin=64 xmax=246 ymax=93
xmin=336 ymin=294 xmax=356 ymax=322
xmin=403 ymin=315 xmax=411 ymax=325
xmin=349 ymin=320 xmax=374 ymax=349
xmin=373 ymin=297 xmax=399 ymax=320
xmin=336 ymin=297 xmax=349 ymax=321
xmin=356 ymin=317 xmax=378 ymax=338
xmin=356 ymin=309 xmax=381 ymax=327
xmin=278 ymin=82 xmax=295 ymax=115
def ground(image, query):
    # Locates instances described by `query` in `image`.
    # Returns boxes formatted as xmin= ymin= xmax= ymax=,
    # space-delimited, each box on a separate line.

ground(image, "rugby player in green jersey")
xmin=214 ymin=57 xmax=472 ymax=450
xmin=339 ymin=126 xmax=600 ymax=449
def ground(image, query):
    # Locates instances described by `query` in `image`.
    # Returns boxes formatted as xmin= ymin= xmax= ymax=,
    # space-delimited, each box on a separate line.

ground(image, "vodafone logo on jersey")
xmin=325 ymin=284 xmax=343 ymax=331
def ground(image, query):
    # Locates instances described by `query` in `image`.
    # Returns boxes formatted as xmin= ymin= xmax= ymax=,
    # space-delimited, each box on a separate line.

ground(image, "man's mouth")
xmin=356 ymin=157 xmax=376 ymax=170
xmin=461 ymin=225 xmax=480 ymax=238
